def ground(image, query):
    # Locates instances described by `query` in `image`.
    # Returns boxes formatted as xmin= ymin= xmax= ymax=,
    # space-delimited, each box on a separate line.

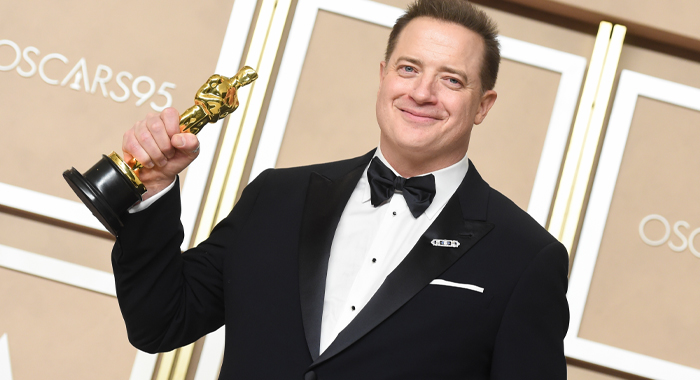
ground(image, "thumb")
xmin=172 ymin=133 xmax=200 ymax=156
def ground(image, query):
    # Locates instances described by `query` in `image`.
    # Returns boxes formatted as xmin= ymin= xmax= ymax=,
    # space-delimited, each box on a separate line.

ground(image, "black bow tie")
xmin=367 ymin=157 xmax=436 ymax=218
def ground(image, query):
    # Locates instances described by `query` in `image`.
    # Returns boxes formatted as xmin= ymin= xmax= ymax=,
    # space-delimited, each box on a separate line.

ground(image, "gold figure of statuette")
xmin=116 ymin=66 xmax=258 ymax=189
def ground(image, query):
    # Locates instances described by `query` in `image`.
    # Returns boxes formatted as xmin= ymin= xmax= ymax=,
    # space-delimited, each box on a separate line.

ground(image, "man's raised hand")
xmin=122 ymin=107 xmax=200 ymax=200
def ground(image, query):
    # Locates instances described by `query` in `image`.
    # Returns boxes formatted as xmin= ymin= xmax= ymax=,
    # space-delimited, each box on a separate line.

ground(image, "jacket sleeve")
xmin=490 ymin=240 xmax=570 ymax=379
xmin=111 ymin=170 xmax=270 ymax=353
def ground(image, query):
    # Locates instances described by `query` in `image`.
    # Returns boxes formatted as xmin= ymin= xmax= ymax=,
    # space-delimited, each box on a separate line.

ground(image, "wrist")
xmin=129 ymin=177 xmax=177 ymax=213
xmin=140 ymin=177 xmax=177 ymax=201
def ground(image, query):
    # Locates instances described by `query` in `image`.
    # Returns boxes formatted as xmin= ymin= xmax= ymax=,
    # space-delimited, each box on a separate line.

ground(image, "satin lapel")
xmin=313 ymin=160 xmax=494 ymax=366
xmin=298 ymin=162 xmax=368 ymax=360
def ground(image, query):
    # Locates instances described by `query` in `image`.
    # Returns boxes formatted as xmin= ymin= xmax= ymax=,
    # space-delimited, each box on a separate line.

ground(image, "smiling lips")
xmin=396 ymin=105 xmax=445 ymax=123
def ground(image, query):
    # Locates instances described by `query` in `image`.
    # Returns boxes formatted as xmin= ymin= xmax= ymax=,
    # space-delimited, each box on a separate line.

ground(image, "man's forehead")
xmin=390 ymin=17 xmax=484 ymax=58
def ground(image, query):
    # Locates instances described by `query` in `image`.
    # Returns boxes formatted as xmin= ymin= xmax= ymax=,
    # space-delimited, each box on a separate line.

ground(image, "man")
xmin=113 ymin=0 xmax=569 ymax=379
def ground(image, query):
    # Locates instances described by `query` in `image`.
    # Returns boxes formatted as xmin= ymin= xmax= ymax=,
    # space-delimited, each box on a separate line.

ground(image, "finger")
xmin=160 ymin=107 xmax=182 ymax=138
xmin=172 ymin=133 xmax=200 ymax=159
xmin=145 ymin=113 xmax=177 ymax=161
xmin=122 ymin=122 xmax=153 ymax=168
xmin=137 ymin=114 xmax=173 ymax=167
xmin=133 ymin=117 xmax=164 ymax=168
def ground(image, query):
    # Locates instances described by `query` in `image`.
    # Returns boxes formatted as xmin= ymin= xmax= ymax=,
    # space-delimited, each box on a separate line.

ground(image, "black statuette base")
xmin=63 ymin=155 xmax=144 ymax=236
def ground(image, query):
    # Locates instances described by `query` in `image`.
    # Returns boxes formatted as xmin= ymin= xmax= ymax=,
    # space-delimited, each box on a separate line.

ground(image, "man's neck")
xmin=378 ymin=145 xmax=467 ymax=178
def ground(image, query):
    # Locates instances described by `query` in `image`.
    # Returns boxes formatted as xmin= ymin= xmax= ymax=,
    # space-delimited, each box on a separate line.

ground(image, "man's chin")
xmin=390 ymin=142 xmax=438 ymax=160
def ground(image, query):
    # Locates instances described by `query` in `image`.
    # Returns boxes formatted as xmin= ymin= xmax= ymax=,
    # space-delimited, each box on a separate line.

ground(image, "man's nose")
xmin=409 ymin=76 xmax=437 ymax=104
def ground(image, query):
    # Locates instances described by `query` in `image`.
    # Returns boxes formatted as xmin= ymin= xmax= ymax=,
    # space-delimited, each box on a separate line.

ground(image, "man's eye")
xmin=401 ymin=66 xmax=415 ymax=73
xmin=448 ymin=78 xmax=460 ymax=85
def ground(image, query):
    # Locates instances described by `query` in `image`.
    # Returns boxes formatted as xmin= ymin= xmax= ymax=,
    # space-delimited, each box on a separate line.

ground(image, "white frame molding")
xmin=0 ymin=0 xmax=258 ymax=379
xmin=566 ymin=70 xmax=700 ymax=379
xmin=249 ymin=0 xmax=586 ymax=227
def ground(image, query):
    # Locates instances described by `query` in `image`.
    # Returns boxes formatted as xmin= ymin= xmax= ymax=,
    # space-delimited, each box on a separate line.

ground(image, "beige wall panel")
xmin=546 ymin=0 xmax=700 ymax=41
xmin=374 ymin=0 xmax=413 ymax=10
xmin=275 ymin=11 xmax=384 ymax=168
xmin=484 ymin=4 xmax=597 ymax=57
xmin=469 ymin=61 xmax=559 ymax=209
xmin=577 ymin=97 xmax=700 ymax=369
xmin=0 ymin=0 xmax=235 ymax=201
xmin=0 ymin=267 xmax=133 ymax=380
xmin=568 ymin=365 xmax=624 ymax=380
xmin=618 ymin=44 xmax=700 ymax=89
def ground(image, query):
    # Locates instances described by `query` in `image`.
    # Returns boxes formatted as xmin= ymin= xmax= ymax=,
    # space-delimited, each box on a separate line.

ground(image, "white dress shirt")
xmin=319 ymin=148 xmax=469 ymax=353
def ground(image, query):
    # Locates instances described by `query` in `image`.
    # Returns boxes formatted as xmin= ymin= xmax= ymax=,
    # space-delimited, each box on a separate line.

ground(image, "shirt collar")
xmin=360 ymin=146 xmax=469 ymax=220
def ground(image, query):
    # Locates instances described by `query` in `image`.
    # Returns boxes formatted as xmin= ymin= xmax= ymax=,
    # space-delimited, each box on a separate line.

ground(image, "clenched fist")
xmin=122 ymin=107 xmax=200 ymax=200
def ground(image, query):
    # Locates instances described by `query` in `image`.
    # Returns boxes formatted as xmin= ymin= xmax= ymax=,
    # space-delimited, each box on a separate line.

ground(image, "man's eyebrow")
xmin=440 ymin=66 xmax=469 ymax=82
xmin=395 ymin=56 xmax=423 ymax=67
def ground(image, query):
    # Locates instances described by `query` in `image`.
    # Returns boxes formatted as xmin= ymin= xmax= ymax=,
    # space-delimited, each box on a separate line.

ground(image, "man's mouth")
xmin=398 ymin=107 xmax=442 ymax=123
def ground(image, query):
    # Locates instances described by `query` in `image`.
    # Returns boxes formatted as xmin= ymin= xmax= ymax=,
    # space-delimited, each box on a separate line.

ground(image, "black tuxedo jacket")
xmin=112 ymin=150 xmax=569 ymax=379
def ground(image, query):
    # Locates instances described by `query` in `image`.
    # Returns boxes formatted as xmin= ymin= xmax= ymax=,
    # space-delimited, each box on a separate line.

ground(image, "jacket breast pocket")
xmin=423 ymin=279 xmax=494 ymax=308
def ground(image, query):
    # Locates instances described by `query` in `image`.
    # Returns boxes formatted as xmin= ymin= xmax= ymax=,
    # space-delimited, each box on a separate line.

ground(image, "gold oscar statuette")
xmin=63 ymin=66 xmax=258 ymax=236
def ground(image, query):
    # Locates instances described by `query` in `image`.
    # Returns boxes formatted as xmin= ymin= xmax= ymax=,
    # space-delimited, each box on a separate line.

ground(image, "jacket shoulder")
xmin=486 ymin=187 xmax=562 ymax=250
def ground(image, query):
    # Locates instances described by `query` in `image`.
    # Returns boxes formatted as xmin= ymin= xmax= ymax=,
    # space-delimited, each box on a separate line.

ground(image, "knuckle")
xmin=139 ymin=131 xmax=153 ymax=143
xmin=166 ymin=120 xmax=181 ymax=135
xmin=150 ymin=120 xmax=165 ymax=133
xmin=146 ymin=115 xmax=160 ymax=126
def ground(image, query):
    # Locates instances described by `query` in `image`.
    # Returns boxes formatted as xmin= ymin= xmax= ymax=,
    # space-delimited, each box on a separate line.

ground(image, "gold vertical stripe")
xmin=215 ymin=0 xmax=292 ymax=225
xmin=170 ymin=342 xmax=195 ymax=380
xmin=196 ymin=0 xmax=292 ymax=244
xmin=548 ymin=22 xmax=627 ymax=251
xmin=154 ymin=349 xmax=177 ymax=380
xmin=560 ymin=24 xmax=626 ymax=249
xmin=548 ymin=22 xmax=612 ymax=241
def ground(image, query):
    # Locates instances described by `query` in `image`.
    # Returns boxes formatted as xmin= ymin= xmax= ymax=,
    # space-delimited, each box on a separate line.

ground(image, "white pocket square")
xmin=430 ymin=279 xmax=484 ymax=293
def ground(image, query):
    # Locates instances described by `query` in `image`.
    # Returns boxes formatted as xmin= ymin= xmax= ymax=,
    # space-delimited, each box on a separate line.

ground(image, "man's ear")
xmin=379 ymin=61 xmax=387 ymax=85
xmin=474 ymin=90 xmax=497 ymax=125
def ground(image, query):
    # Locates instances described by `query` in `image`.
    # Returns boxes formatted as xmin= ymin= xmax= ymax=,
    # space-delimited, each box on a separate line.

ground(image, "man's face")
xmin=376 ymin=17 xmax=497 ymax=174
